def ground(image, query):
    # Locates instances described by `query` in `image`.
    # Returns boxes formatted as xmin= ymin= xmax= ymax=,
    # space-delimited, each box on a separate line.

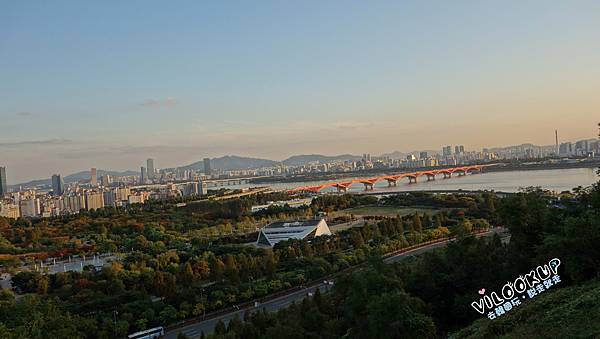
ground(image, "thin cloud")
xmin=16 ymin=111 xmax=33 ymax=117
xmin=0 ymin=138 xmax=73 ymax=148
xmin=141 ymin=97 xmax=177 ymax=108
xmin=333 ymin=121 xmax=374 ymax=130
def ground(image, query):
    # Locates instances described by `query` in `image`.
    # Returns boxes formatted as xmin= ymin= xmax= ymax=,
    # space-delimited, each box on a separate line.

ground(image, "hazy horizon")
xmin=3 ymin=136 xmax=597 ymax=185
xmin=2 ymin=1 xmax=599 ymax=183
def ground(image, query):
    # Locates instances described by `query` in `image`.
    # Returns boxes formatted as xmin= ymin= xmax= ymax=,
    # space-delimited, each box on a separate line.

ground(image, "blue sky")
xmin=1 ymin=1 xmax=600 ymax=183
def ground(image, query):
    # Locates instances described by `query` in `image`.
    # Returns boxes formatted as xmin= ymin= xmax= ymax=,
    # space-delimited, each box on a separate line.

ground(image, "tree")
xmin=423 ymin=214 xmax=432 ymax=229
xmin=451 ymin=219 xmax=473 ymax=238
xmin=351 ymin=231 xmax=365 ymax=248
xmin=413 ymin=213 xmax=423 ymax=233
xmin=434 ymin=213 xmax=443 ymax=228
xmin=210 ymin=257 xmax=225 ymax=281
xmin=301 ymin=241 xmax=314 ymax=257
xmin=195 ymin=259 xmax=211 ymax=280
xmin=35 ymin=275 xmax=49 ymax=295
xmin=313 ymin=287 xmax=323 ymax=311
xmin=181 ymin=262 xmax=196 ymax=284
xmin=227 ymin=314 xmax=243 ymax=334
xmin=365 ymin=291 xmax=435 ymax=339
xmin=224 ymin=254 xmax=240 ymax=286
xmin=214 ymin=319 xmax=227 ymax=335
xmin=0 ymin=295 xmax=87 ymax=338
xmin=263 ymin=251 xmax=276 ymax=279
xmin=159 ymin=305 xmax=179 ymax=324
xmin=193 ymin=303 xmax=205 ymax=317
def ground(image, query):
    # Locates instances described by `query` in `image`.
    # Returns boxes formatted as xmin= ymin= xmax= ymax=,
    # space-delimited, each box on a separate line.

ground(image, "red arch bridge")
xmin=289 ymin=165 xmax=493 ymax=193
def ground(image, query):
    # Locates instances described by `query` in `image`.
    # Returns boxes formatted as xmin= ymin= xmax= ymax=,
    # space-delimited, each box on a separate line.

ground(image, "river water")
xmin=252 ymin=168 xmax=598 ymax=193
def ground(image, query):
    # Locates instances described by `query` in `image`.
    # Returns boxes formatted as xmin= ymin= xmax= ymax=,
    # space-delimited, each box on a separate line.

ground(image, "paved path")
xmin=24 ymin=254 xmax=117 ymax=274
xmin=165 ymin=228 xmax=506 ymax=338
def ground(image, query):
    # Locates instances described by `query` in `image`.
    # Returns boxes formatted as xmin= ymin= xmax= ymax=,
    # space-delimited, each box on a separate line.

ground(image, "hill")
xmin=11 ymin=169 xmax=139 ymax=188
xmin=176 ymin=155 xmax=278 ymax=171
xmin=454 ymin=280 xmax=600 ymax=338
xmin=64 ymin=170 xmax=138 ymax=182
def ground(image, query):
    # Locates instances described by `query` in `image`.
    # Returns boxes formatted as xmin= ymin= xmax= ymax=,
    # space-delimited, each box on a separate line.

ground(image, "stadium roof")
xmin=257 ymin=219 xmax=331 ymax=247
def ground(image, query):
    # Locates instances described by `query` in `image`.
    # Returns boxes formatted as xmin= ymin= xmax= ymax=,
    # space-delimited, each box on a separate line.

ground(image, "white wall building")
xmin=256 ymin=219 xmax=331 ymax=247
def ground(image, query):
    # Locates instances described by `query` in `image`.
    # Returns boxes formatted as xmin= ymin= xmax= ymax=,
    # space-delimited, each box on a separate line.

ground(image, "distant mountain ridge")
xmin=170 ymin=154 xmax=365 ymax=172
xmin=379 ymin=150 xmax=441 ymax=159
xmin=282 ymin=154 xmax=362 ymax=166
xmin=10 ymin=169 xmax=139 ymax=189
xmin=173 ymin=155 xmax=278 ymax=172
xmin=10 ymin=137 xmax=596 ymax=187
xmin=7 ymin=151 xmax=453 ymax=188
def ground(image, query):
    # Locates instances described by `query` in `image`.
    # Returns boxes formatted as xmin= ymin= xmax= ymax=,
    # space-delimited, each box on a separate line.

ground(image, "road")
xmin=164 ymin=228 xmax=506 ymax=339
xmin=384 ymin=227 xmax=506 ymax=264
xmin=165 ymin=283 xmax=334 ymax=339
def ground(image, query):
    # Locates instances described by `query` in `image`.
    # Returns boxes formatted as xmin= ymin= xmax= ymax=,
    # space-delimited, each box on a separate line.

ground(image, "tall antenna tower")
xmin=555 ymin=130 xmax=559 ymax=155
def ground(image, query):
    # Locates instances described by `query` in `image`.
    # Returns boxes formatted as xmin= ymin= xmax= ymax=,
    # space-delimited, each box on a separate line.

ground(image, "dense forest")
xmin=0 ymin=190 xmax=496 ymax=338
xmin=200 ymin=181 xmax=600 ymax=338
xmin=1 ymin=179 xmax=598 ymax=338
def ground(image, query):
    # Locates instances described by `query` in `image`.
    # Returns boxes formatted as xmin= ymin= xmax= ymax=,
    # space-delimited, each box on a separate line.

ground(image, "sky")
xmin=1 ymin=1 xmax=600 ymax=184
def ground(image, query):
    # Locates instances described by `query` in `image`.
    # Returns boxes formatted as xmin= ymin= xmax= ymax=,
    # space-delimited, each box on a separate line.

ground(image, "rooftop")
xmin=265 ymin=219 xmax=323 ymax=229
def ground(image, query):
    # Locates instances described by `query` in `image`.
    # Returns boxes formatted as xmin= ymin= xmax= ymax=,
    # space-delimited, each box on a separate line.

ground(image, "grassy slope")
xmin=453 ymin=280 xmax=600 ymax=338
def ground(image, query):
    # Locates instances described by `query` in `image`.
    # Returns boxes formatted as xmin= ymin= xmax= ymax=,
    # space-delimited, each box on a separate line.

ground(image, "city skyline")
xmin=2 ymin=2 xmax=600 ymax=183
xmin=1 ymin=134 xmax=597 ymax=186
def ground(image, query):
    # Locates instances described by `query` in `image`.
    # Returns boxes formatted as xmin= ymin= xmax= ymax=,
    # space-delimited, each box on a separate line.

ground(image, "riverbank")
xmin=250 ymin=159 xmax=600 ymax=185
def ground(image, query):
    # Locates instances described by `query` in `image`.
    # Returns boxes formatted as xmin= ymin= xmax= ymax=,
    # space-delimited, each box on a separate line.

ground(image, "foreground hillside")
xmin=454 ymin=280 xmax=600 ymax=339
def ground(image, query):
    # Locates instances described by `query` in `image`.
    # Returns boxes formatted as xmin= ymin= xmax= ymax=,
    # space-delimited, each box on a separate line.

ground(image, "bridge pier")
xmin=336 ymin=186 xmax=348 ymax=193
xmin=443 ymin=172 xmax=451 ymax=179
xmin=408 ymin=177 xmax=417 ymax=184
xmin=387 ymin=180 xmax=397 ymax=187
xmin=457 ymin=172 xmax=466 ymax=176
xmin=426 ymin=175 xmax=435 ymax=181
xmin=363 ymin=183 xmax=374 ymax=190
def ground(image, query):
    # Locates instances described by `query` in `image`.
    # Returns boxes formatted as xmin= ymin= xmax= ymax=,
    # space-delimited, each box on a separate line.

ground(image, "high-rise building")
xmin=559 ymin=142 xmax=573 ymax=156
xmin=203 ymin=158 xmax=212 ymax=175
xmin=147 ymin=158 xmax=155 ymax=179
xmin=140 ymin=167 xmax=147 ymax=184
xmin=454 ymin=145 xmax=465 ymax=154
xmin=575 ymin=140 xmax=589 ymax=154
xmin=117 ymin=187 xmax=131 ymax=202
xmin=442 ymin=146 xmax=452 ymax=157
xmin=85 ymin=191 xmax=104 ymax=210
xmin=197 ymin=180 xmax=208 ymax=195
xmin=0 ymin=167 xmax=7 ymax=196
xmin=51 ymin=174 xmax=64 ymax=196
xmin=90 ymin=168 xmax=97 ymax=186
xmin=100 ymin=175 xmax=111 ymax=186
xmin=103 ymin=190 xmax=116 ymax=208
xmin=419 ymin=152 xmax=428 ymax=159
xmin=20 ymin=197 xmax=40 ymax=217
xmin=0 ymin=202 xmax=19 ymax=219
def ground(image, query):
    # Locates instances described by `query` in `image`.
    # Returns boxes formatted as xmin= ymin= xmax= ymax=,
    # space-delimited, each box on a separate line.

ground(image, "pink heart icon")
xmin=478 ymin=288 xmax=486 ymax=295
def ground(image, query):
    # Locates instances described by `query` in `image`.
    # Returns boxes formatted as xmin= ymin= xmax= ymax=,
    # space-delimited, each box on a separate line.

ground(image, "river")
xmin=248 ymin=168 xmax=598 ymax=193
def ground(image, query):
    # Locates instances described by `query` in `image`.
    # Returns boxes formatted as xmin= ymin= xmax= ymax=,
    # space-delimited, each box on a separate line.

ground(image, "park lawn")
xmin=331 ymin=205 xmax=447 ymax=218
